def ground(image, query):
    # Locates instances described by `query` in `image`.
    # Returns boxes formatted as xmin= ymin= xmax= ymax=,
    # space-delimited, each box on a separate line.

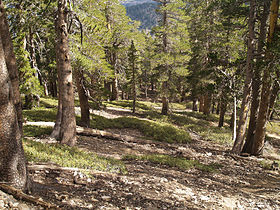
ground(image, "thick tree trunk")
xmin=111 ymin=76 xmax=119 ymax=101
xmin=232 ymin=0 xmax=256 ymax=154
xmin=199 ymin=95 xmax=204 ymax=112
xmin=242 ymin=1 xmax=270 ymax=154
xmin=49 ymin=79 xmax=58 ymax=98
xmin=74 ymin=69 xmax=90 ymax=127
xmin=161 ymin=81 xmax=169 ymax=115
xmin=50 ymin=53 xmax=62 ymax=139
xmin=53 ymin=0 xmax=76 ymax=146
xmin=0 ymin=25 xmax=28 ymax=191
xmin=211 ymin=100 xmax=215 ymax=114
xmin=252 ymin=0 xmax=279 ymax=155
xmin=203 ymin=93 xmax=212 ymax=115
xmin=0 ymin=2 xmax=23 ymax=134
xmin=216 ymin=100 xmax=220 ymax=115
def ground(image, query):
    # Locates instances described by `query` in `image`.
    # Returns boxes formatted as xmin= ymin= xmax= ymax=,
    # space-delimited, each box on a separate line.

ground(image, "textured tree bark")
xmin=232 ymin=0 xmax=256 ymax=154
xmin=203 ymin=93 xmax=212 ymax=115
xmin=53 ymin=0 xmax=76 ymax=146
xmin=0 ymin=2 xmax=23 ymax=134
xmin=268 ymin=80 xmax=280 ymax=120
xmin=199 ymin=95 xmax=204 ymax=112
xmin=51 ymin=18 xmax=62 ymax=139
xmin=218 ymin=92 xmax=227 ymax=127
xmin=111 ymin=76 xmax=119 ymax=101
xmin=192 ymin=98 xmax=198 ymax=111
xmin=216 ymin=100 xmax=220 ymax=115
xmin=161 ymin=81 xmax=169 ymax=115
xmin=252 ymin=0 xmax=279 ymax=155
xmin=242 ymin=1 xmax=270 ymax=154
xmin=132 ymin=64 xmax=136 ymax=114
xmin=0 ymin=24 xmax=28 ymax=191
xmin=74 ymin=69 xmax=90 ymax=127
xmin=161 ymin=1 xmax=169 ymax=115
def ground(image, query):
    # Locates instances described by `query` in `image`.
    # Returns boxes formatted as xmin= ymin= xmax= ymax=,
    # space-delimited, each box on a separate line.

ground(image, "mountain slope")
xmin=124 ymin=2 xmax=159 ymax=29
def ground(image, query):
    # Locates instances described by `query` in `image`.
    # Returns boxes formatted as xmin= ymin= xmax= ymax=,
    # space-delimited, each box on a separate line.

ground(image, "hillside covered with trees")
xmin=0 ymin=0 xmax=279 ymax=209
xmin=125 ymin=1 xmax=159 ymax=29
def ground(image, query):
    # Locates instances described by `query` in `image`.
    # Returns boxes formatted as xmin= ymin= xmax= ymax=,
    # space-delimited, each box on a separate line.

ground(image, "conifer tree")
xmin=153 ymin=0 xmax=190 ymax=115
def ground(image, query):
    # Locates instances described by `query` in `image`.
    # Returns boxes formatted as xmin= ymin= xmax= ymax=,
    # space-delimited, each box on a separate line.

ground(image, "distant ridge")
xmin=122 ymin=0 xmax=155 ymax=6
xmin=122 ymin=0 xmax=159 ymax=29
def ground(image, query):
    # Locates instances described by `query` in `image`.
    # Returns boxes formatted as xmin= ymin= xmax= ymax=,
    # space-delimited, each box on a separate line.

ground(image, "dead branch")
xmin=0 ymin=184 xmax=58 ymax=209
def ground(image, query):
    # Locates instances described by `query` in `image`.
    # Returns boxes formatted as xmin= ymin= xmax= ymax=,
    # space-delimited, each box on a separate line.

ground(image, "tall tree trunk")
xmin=216 ymin=100 xmax=220 ymax=115
xmin=0 ymin=2 xmax=23 ymax=134
xmin=232 ymin=95 xmax=237 ymax=141
xmin=268 ymin=80 xmax=280 ymax=120
xmin=242 ymin=1 xmax=270 ymax=154
xmin=252 ymin=0 xmax=279 ymax=155
xmin=53 ymin=0 xmax=76 ymax=146
xmin=192 ymin=98 xmax=198 ymax=111
xmin=232 ymin=0 xmax=256 ymax=154
xmin=161 ymin=2 xmax=169 ymax=115
xmin=111 ymin=76 xmax=119 ymax=101
xmin=50 ymin=39 xmax=62 ymax=139
xmin=203 ymin=93 xmax=212 ymax=115
xmin=74 ymin=69 xmax=90 ymax=127
xmin=199 ymin=95 xmax=204 ymax=112
xmin=132 ymin=62 xmax=136 ymax=114
xmin=218 ymin=92 xmax=227 ymax=127
xmin=211 ymin=100 xmax=215 ymax=114
xmin=0 ymin=20 xmax=28 ymax=190
xmin=161 ymin=81 xmax=169 ymax=115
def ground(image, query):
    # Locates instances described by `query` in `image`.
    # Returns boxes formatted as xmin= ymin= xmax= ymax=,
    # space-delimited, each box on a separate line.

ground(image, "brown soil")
xmin=7 ymin=108 xmax=280 ymax=209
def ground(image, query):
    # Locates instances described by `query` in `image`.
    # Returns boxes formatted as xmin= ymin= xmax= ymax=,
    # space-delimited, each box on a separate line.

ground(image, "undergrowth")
xmin=104 ymin=100 xmax=187 ymax=112
xmin=23 ymin=125 xmax=53 ymax=137
xmin=23 ymin=138 xmax=126 ymax=174
xmin=90 ymin=115 xmax=191 ymax=143
xmin=23 ymin=107 xmax=57 ymax=122
xmin=123 ymin=154 xmax=222 ymax=172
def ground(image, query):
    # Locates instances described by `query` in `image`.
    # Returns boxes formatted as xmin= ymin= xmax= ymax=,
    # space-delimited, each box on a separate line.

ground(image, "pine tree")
xmin=153 ymin=0 xmax=190 ymax=115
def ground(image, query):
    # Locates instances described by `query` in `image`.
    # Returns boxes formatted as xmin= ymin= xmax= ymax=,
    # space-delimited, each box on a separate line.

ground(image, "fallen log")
xmin=76 ymin=126 xmax=129 ymax=141
xmin=0 ymin=183 xmax=57 ymax=209
xmin=76 ymin=126 xmax=166 ymax=146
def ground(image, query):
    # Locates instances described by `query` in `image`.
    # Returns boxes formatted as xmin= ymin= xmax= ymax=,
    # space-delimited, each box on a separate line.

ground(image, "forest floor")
xmin=1 ymin=101 xmax=280 ymax=209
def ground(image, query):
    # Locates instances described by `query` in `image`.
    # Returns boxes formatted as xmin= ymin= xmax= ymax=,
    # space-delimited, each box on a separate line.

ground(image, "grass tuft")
xmin=90 ymin=115 xmax=191 ymax=143
xmin=123 ymin=154 xmax=222 ymax=172
xmin=23 ymin=107 xmax=57 ymax=122
xmin=39 ymin=97 xmax=58 ymax=108
xmin=23 ymin=138 xmax=126 ymax=174
xmin=23 ymin=125 xmax=53 ymax=137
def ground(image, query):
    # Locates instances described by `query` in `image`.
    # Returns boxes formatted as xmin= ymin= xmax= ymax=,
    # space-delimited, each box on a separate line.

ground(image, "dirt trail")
xmin=14 ymin=107 xmax=280 ymax=209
